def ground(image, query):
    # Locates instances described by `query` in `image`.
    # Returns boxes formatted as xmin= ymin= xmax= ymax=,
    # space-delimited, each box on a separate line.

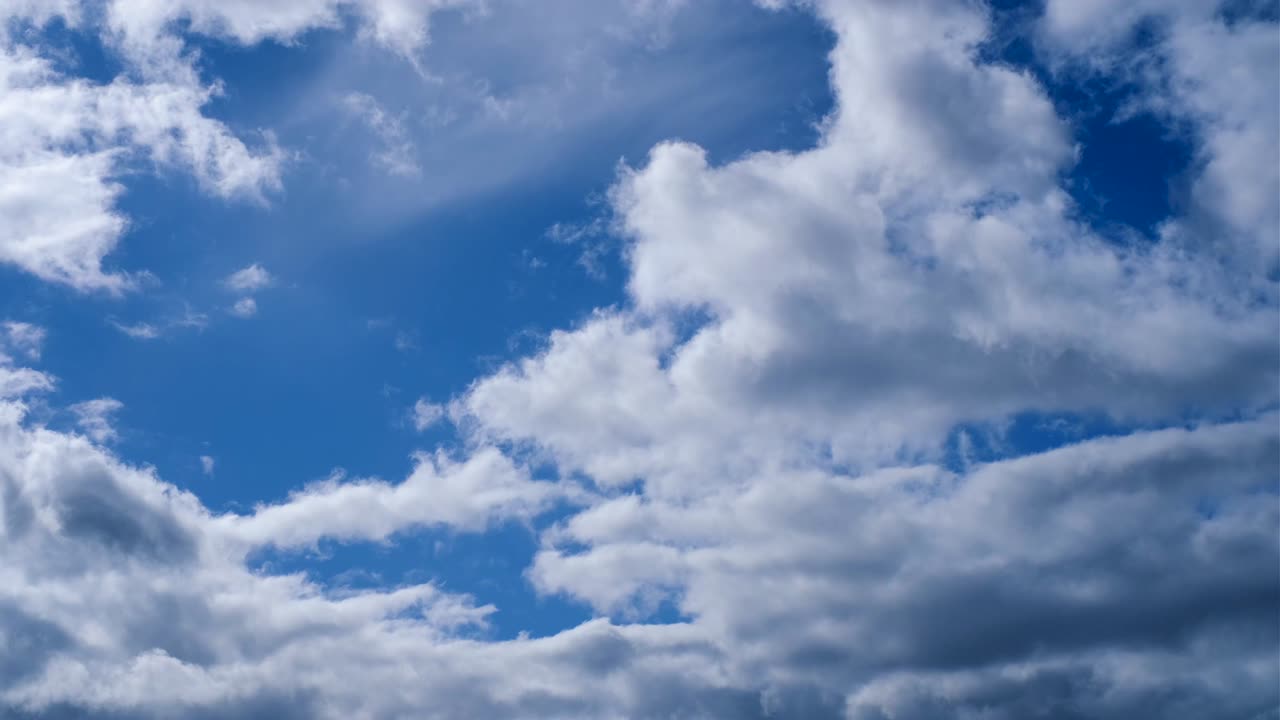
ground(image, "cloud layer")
xmin=0 ymin=0 xmax=1276 ymax=718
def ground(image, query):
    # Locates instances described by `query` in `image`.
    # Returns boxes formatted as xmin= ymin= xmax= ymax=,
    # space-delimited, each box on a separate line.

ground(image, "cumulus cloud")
xmin=217 ymin=447 xmax=561 ymax=548
xmin=0 ymin=372 xmax=735 ymax=719
xmin=1040 ymin=0 xmax=1280 ymax=269
xmin=100 ymin=0 xmax=476 ymax=60
xmin=449 ymin=0 xmax=1279 ymax=714
xmin=0 ymin=365 xmax=53 ymax=399
xmin=0 ymin=375 xmax=1272 ymax=718
xmin=0 ymin=36 xmax=281 ymax=292
xmin=0 ymin=399 xmax=504 ymax=718
xmin=0 ymin=0 xmax=1276 ymax=718
xmin=0 ymin=0 xmax=479 ymax=292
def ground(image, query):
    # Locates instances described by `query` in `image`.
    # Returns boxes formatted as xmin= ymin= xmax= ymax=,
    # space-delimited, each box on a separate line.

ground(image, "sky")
xmin=0 ymin=0 xmax=1276 ymax=718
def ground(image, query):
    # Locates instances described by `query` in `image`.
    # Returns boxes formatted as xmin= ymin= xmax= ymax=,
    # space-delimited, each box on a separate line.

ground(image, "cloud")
xmin=1039 ymin=0 xmax=1279 ymax=268
xmin=217 ymin=447 xmax=561 ymax=548
xmin=343 ymin=92 xmax=421 ymax=177
xmin=109 ymin=320 xmax=161 ymax=340
xmin=0 ymin=0 xmax=481 ymax=293
xmin=0 ymin=399 xmax=509 ymax=718
xmin=0 ymin=1 xmax=1275 ymax=718
xmin=531 ymin=418 xmax=1279 ymax=675
xmin=224 ymin=264 xmax=274 ymax=293
xmin=229 ymin=297 xmax=258 ymax=318
xmin=199 ymin=455 xmax=215 ymax=475
xmin=0 ymin=34 xmax=282 ymax=292
xmin=224 ymin=265 xmax=272 ymax=317
xmin=69 ymin=397 xmax=125 ymax=443
xmin=445 ymin=0 xmax=1279 ymax=713
xmin=411 ymin=398 xmax=445 ymax=431
xmin=0 ymin=365 xmax=54 ymax=398
xmin=101 ymin=0 xmax=478 ymax=59
xmin=0 ymin=387 xmax=1272 ymax=718
xmin=1 ymin=322 xmax=45 ymax=361
xmin=0 ymin=382 xmax=737 ymax=719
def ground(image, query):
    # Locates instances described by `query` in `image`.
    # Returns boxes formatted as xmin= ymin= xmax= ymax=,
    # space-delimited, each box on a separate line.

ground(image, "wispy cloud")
xmin=109 ymin=320 xmax=161 ymax=340
xmin=230 ymin=297 xmax=259 ymax=318
xmin=2 ymin=321 xmax=46 ymax=360
xmin=70 ymin=397 xmax=124 ymax=443
xmin=343 ymin=92 xmax=422 ymax=177
xmin=412 ymin=398 xmax=445 ymax=431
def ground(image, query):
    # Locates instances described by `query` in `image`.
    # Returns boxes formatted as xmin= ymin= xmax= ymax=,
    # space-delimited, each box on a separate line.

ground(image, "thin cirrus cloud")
xmin=109 ymin=319 xmax=162 ymax=340
xmin=0 ymin=1 xmax=1275 ymax=719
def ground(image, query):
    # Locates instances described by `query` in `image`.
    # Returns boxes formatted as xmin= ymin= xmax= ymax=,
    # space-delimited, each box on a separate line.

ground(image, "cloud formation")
xmin=1 ymin=322 xmax=45 ymax=361
xmin=0 ymin=0 xmax=477 ymax=291
xmin=224 ymin=264 xmax=275 ymax=294
xmin=69 ymin=397 xmax=125 ymax=443
xmin=0 ymin=0 xmax=1275 ymax=718
xmin=229 ymin=297 xmax=259 ymax=318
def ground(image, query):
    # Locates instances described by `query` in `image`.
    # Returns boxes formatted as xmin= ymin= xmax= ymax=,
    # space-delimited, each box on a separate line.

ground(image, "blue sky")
xmin=5 ymin=0 xmax=832 ymax=498
xmin=1 ymin=2 xmax=834 ymax=641
xmin=0 ymin=1 xmax=1276 ymax=718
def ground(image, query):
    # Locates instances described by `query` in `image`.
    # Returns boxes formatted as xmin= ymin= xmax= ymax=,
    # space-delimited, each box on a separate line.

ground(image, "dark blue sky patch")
xmin=941 ymin=410 xmax=1129 ymax=473
xmin=982 ymin=0 xmax=1198 ymax=239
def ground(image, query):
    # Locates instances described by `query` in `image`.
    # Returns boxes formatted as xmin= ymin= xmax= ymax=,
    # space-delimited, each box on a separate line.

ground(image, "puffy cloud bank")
xmin=0 ymin=0 xmax=1276 ymax=718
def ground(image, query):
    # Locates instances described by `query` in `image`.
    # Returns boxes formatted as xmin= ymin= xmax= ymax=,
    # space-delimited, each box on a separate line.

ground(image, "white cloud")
xmin=230 ymin=297 xmax=258 ymax=318
xmin=218 ymin=447 xmax=560 ymax=548
xmin=224 ymin=264 xmax=274 ymax=293
xmin=0 ymin=365 xmax=54 ymax=398
xmin=69 ymin=397 xmax=124 ymax=443
xmin=0 ymin=0 xmax=480 ymax=293
xmin=1039 ymin=0 xmax=1279 ymax=268
xmin=356 ymin=0 xmax=478 ymax=62
xmin=0 ymin=387 xmax=1270 ymax=718
xmin=110 ymin=320 xmax=161 ymax=340
xmin=411 ymin=398 xmax=445 ymax=431
xmin=1 ymin=321 xmax=45 ymax=361
xmin=0 ymin=36 xmax=282 ymax=292
xmin=200 ymin=455 xmax=215 ymax=475
xmin=344 ymin=92 xmax=422 ymax=177
xmin=461 ymin=0 xmax=1274 ymax=484
xmin=446 ymin=0 xmax=1279 ymax=713
xmin=101 ymin=0 xmax=477 ymax=59
xmin=0 ymin=1 xmax=1274 ymax=718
